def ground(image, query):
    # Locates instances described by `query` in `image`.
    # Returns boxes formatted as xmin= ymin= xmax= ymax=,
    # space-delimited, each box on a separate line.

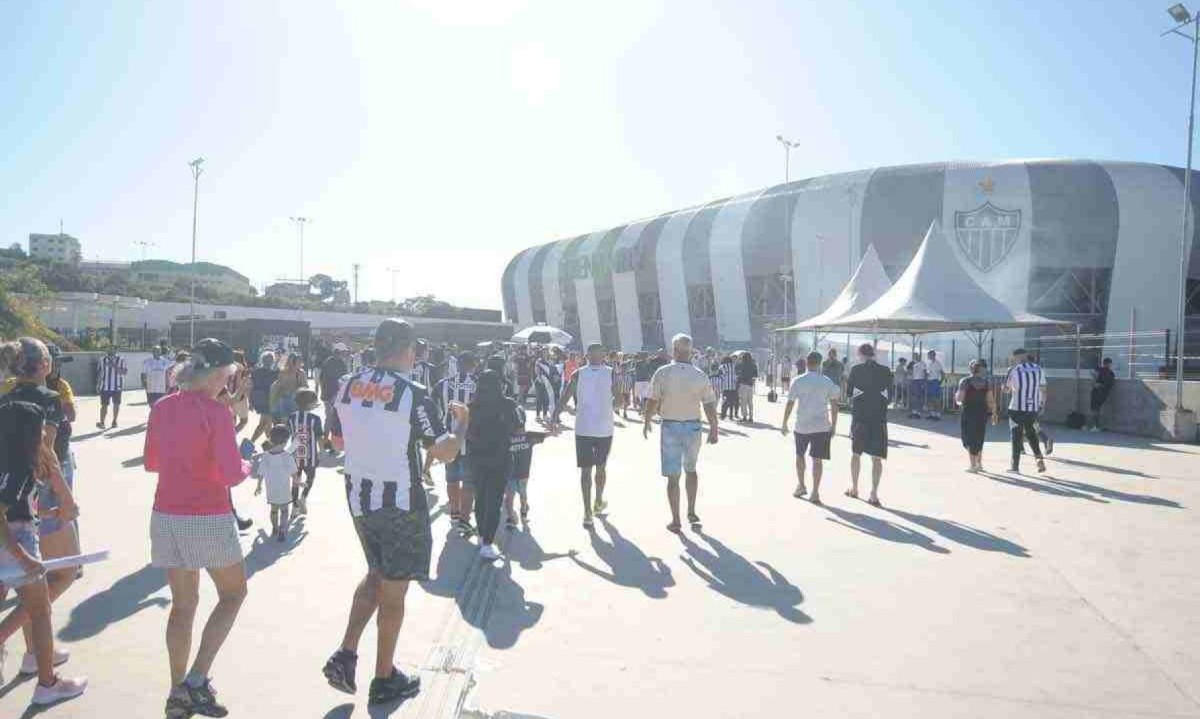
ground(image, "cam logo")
xmin=349 ymin=380 xmax=394 ymax=405
xmin=954 ymin=202 xmax=1021 ymax=272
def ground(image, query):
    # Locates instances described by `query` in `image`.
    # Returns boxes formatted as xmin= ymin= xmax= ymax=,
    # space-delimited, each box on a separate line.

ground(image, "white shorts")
xmin=635 ymin=381 xmax=651 ymax=400
xmin=151 ymin=512 xmax=243 ymax=570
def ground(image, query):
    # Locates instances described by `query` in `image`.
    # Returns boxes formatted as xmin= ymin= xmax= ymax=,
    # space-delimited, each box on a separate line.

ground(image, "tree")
xmin=0 ymin=264 xmax=50 ymax=296
xmin=399 ymin=294 xmax=451 ymax=316
xmin=0 ymin=243 xmax=26 ymax=259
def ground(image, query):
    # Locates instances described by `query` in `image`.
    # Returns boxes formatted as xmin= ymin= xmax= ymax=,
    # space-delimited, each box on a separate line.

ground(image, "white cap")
xmin=333 ymin=343 xmax=349 ymax=352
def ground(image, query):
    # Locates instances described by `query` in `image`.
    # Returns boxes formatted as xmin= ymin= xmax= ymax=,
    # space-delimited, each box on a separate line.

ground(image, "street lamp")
xmin=290 ymin=216 xmax=310 ymax=282
xmin=1162 ymin=4 xmax=1200 ymax=410
xmin=387 ymin=267 xmax=403 ymax=304
xmin=775 ymin=134 xmax=800 ymax=183
xmin=188 ymin=157 xmax=204 ymax=347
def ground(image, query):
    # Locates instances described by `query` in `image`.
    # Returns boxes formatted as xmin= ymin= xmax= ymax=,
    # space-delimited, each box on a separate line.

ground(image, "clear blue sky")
xmin=0 ymin=0 xmax=1192 ymax=309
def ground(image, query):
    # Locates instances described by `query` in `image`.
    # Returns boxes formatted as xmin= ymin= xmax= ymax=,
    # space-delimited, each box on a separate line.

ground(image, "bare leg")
xmin=849 ymin=454 xmax=862 ymax=497
xmin=374 ymin=578 xmax=411 ymax=679
xmin=99 ymin=402 xmax=108 ymax=427
xmin=579 ymin=467 xmax=593 ymax=520
xmin=594 ymin=464 xmax=607 ymax=506
xmin=794 ymin=455 xmax=807 ymax=496
xmin=165 ymin=569 xmax=200 ymax=687
xmin=20 ymin=525 xmax=78 ymax=652
xmin=111 ymin=400 xmax=121 ymax=425
xmin=341 ymin=573 xmax=381 ymax=653
xmin=447 ymin=482 xmax=461 ymax=519
xmin=188 ymin=562 xmax=248 ymax=680
xmin=666 ymin=474 xmax=681 ymax=528
xmin=869 ymin=457 xmax=884 ymax=503
xmin=811 ymin=458 xmax=824 ymax=502
xmin=15 ymin=580 xmax=56 ymax=686
xmin=684 ymin=471 xmax=699 ymax=519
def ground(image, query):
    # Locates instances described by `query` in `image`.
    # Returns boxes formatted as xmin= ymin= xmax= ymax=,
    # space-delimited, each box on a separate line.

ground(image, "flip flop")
xmin=844 ymin=489 xmax=859 ymax=499
xmin=793 ymin=486 xmax=808 ymax=498
xmin=666 ymin=522 xmax=682 ymax=534
xmin=867 ymin=497 xmax=882 ymax=507
xmin=583 ymin=517 xmax=594 ymax=530
xmin=687 ymin=514 xmax=702 ymax=529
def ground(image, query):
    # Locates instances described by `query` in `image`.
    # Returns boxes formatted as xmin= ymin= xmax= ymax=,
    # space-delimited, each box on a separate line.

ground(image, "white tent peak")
xmin=820 ymin=220 xmax=1068 ymax=333
xmin=783 ymin=244 xmax=892 ymax=330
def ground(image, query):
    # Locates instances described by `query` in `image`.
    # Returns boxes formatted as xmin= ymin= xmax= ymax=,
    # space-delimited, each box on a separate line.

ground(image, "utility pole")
xmin=387 ymin=267 xmax=403 ymax=304
xmin=352 ymin=263 xmax=361 ymax=304
xmin=290 ymin=216 xmax=310 ymax=283
xmin=188 ymin=157 xmax=205 ymax=347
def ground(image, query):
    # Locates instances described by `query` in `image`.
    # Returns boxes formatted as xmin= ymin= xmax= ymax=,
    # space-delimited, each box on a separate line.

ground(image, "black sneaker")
xmin=236 ymin=517 xmax=253 ymax=532
xmin=323 ymin=650 xmax=358 ymax=694
xmin=368 ymin=668 xmax=421 ymax=706
xmin=165 ymin=690 xmax=192 ymax=719
xmin=185 ymin=680 xmax=228 ymax=718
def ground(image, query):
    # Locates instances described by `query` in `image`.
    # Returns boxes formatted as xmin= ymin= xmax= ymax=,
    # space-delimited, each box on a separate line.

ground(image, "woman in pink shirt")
xmin=144 ymin=338 xmax=250 ymax=719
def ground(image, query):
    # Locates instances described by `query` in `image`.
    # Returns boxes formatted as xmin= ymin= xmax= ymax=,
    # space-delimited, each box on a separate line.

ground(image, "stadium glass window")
xmin=687 ymin=285 xmax=716 ymax=319
xmin=613 ymin=247 xmax=635 ymax=274
xmin=638 ymin=292 xmax=661 ymax=320
xmin=1028 ymin=267 xmax=1111 ymax=317
xmin=597 ymin=298 xmax=617 ymax=325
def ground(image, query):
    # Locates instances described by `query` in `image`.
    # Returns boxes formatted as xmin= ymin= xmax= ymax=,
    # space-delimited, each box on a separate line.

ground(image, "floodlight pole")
xmin=188 ymin=157 xmax=204 ymax=347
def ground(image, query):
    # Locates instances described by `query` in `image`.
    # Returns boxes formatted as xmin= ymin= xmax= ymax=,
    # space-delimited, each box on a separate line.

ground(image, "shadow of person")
xmin=505 ymin=528 xmax=576 ymax=572
xmin=322 ymin=703 xmax=354 ymax=719
xmin=420 ymin=535 xmax=478 ymax=600
xmin=678 ymin=532 xmax=812 ymax=624
xmin=69 ymin=429 xmax=106 ymax=443
xmin=105 ymin=424 xmax=147 ymax=438
xmin=978 ymin=471 xmax=1107 ymax=502
xmin=570 ymin=518 xmax=673 ymax=598
xmin=1037 ymin=476 xmax=1182 ymax=508
xmin=245 ymin=523 xmax=309 ymax=580
xmin=882 ymin=507 xmax=1030 ymax=557
xmin=1046 ymin=456 xmax=1157 ymax=478
xmin=58 ymin=563 xmax=169 ymax=642
xmin=823 ymin=505 xmax=950 ymax=554
xmin=476 ymin=560 xmax=544 ymax=650
xmin=887 ymin=437 xmax=930 ymax=449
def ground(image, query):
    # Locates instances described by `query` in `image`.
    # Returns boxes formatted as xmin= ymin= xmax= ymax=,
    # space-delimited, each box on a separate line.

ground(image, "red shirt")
xmin=144 ymin=391 xmax=250 ymax=515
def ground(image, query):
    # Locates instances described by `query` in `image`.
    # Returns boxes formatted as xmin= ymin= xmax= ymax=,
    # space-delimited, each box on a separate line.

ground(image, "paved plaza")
xmin=0 ymin=390 xmax=1197 ymax=718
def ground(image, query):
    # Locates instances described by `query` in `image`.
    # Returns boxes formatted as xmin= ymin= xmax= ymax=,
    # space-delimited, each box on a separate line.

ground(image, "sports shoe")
xmin=236 ymin=517 xmax=253 ymax=532
xmin=593 ymin=498 xmax=608 ymax=515
xmin=20 ymin=647 xmax=70 ymax=676
xmin=323 ymin=650 xmax=358 ymax=694
xmin=1036 ymin=459 xmax=1047 ymax=473
xmin=165 ymin=690 xmax=193 ymax=719
xmin=31 ymin=675 xmax=88 ymax=706
xmin=368 ymin=668 xmax=421 ymax=705
xmin=184 ymin=679 xmax=228 ymax=717
xmin=479 ymin=544 xmax=502 ymax=561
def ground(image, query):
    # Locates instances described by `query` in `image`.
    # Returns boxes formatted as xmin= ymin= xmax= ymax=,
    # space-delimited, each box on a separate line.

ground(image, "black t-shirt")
xmin=320 ymin=356 xmax=349 ymax=400
xmin=0 ymin=399 xmax=47 ymax=522
xmin=846 ymin=360 xmax=893 ymax=421
xmin=46 ymin=376 xmax=72 ymax=461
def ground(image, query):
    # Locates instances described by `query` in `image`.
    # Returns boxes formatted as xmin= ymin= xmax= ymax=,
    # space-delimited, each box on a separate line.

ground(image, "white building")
xmin=29 ymin=233 xmax=81 ymax=263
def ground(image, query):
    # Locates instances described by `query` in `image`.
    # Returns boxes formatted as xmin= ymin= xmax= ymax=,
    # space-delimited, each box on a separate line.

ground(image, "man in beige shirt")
xmin=643 ymin=333 xmax=719 ymax=533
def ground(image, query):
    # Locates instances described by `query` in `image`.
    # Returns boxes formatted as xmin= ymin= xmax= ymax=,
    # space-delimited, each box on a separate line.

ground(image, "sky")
xmin=0 ymin=0 xmax=1194 ymax=310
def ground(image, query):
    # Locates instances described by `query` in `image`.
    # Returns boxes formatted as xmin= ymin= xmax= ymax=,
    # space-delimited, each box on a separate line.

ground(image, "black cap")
xmin=374 ymin=319 xmax=415 ymax=356
xmin=191 ymin=338 xmax=234 ymax=370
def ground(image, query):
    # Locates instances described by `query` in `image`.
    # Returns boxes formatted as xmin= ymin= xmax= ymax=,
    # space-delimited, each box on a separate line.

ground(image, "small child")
xmin=287 ymin=388 xmax=323 ymax=514
xmin=504 ymin=404 xmax=548 ymax=529
xmin=254 ymin=424 xmax=298 ymax=542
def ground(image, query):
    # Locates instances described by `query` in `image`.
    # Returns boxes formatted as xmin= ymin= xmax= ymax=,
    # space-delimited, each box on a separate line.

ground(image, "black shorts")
xmin=100 ymin=390 xmax=123 ymax=406
xmin=793 ymin=431 xmax=832 ymax=460
xmin=146 ymin=392 xmax=165 ymax=407
xmin=575 ymin=435 xmax=613 ymax=468
xmin=351 ymin=506 xmax=433 ymax=581
xmin=851 ymin=418 xmax=888 ymax=459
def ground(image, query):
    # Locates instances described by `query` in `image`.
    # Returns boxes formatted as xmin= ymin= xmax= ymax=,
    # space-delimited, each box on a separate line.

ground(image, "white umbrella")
xmin=512 ymin=323 xmax=573 ymax=345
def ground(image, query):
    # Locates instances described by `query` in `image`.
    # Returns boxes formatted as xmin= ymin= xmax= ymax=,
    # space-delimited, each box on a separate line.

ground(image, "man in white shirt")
xmin=780 ymin=352 xmax=840 ymax=505
xmin=907 ymin=354 xmax=927 ymax=418
xmin=557 ymin=343 xmax=620 ymax=530
xmin=924 ymin=350 xmax=945 ymax=419
xmin=141 ymin=347 xmax=173 ymax=407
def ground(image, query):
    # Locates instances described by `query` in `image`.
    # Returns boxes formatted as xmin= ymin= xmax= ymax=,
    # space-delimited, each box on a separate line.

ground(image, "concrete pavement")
xmin=0 ymin=390 xmax=1197 ymax=718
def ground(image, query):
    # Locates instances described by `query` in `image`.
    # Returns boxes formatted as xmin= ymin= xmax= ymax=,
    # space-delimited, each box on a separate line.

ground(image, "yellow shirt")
xmin=2 ymin=375 xmax=74 ymax=405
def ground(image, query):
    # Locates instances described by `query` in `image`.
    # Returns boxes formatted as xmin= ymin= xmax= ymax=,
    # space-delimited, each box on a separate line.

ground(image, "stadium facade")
xmin=502 ymin=160 xmax=1200 ymax=360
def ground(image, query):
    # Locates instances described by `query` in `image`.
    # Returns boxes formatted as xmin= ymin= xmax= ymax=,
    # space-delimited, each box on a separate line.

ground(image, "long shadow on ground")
xmin=678 ymin=531 xmax=812 ymax=624
xmin=979 ymin=471 xmax=1108 ymax=502
xmin=58 ymin=563 xmax=168 ymax=641
xmin=882 ymin=507 xmax=1030 ymax=557
xmin=823 ymin=505 xmax=950 ymax=554
xmin=570 ymin=517 xmax=673 ymax=598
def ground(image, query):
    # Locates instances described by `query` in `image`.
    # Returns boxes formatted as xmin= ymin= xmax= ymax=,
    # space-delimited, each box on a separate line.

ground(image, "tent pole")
xmin=951 ymin=339 xmax=956 ymax=375
xmin=1075 ymin=323 xmax=1083 ymax=414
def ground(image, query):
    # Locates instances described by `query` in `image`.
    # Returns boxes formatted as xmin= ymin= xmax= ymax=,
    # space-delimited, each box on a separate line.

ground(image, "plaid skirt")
xmin=150 ymin=511 xmax=243 ymax=570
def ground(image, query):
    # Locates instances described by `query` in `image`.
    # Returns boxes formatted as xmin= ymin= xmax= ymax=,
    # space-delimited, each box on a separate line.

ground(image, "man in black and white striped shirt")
xmin=1004 ymin=348 xmax=1047 ymax=474
xmin=432 ymin=353 xmax=478 ymax=533
xmin=323 ymin=319 xmax=467 ymax=704
xmin=412 ymin=340 xmax=434 ymax=388
xmin=96 ymin=348 xmax=127 ymax=429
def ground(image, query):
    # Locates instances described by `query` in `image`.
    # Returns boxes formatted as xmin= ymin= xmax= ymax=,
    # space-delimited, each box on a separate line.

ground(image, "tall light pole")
xmin=1164 ymin=4 xmax=1200 ymax=410
xmin=776 ymin=134 xmax=800 ymax=343
xmin=188 ymin=157 xmax=204 ymax=347
xmin=387 ymin=267 xmax=403 ymax=304
xmin=775 ymin=134 xmax=800 ymax=183
xmin=290 ymin=216 xmax=310 ymax=283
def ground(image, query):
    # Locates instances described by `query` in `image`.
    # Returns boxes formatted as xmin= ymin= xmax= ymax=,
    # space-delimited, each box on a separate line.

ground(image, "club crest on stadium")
xmin=953 ymin=201 xmax=1021 ymax=272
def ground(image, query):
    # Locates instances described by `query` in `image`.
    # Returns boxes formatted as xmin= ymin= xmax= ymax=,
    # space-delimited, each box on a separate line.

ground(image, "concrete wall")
xmin=1038 ymin=377 xmax=1197 ymax=441
xmin=57 ymin=351 xmax=151 ymax=396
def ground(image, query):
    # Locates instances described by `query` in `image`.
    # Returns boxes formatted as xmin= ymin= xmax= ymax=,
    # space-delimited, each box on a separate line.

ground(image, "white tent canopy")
xmin=815 ymin=220 xmax=1069 ymax=335
xmin=779 ymin=244 xmax=892 ymax=332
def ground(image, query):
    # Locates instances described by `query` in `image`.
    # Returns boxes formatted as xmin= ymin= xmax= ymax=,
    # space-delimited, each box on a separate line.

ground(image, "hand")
xmin=642 ymin=421 xmax=652 ymax=439
xmin=255 ymin=485 xmax=262 ymax=496
xmin=779 ymin=424 xmax=788 ymax=436
xmin=707 ymin=427 xmax=719 ymax=445
xmin=16 ymin=551 xmax=44 ymax=579
xmin=448 ymin=401 xmax=470 ymax=426
xmin=57 ymin=499 xmax=80 ymax=523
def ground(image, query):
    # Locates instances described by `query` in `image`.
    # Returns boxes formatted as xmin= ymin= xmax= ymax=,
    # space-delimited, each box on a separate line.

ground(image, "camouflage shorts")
xmin=352 ymin=506 xmax=433 ymax=581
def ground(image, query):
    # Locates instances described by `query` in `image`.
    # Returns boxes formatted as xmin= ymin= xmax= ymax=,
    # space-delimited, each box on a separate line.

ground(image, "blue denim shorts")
xmin=445 ymin=455 xmax=473 ymax=485
xmin=0 ymin=522 xmax=42 ymax=588
xmin=660 ymin=420 xmax=702 ymax=476
xmin=39 ymin=452 xmax=75 ymax=537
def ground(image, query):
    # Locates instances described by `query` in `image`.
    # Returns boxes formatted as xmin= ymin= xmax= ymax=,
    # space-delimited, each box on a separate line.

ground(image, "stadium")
xmin=501 ymin=159 xmax=1200 ymax=366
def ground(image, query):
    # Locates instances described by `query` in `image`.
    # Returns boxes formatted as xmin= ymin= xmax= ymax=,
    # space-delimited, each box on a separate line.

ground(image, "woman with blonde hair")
xmin=144 ymin=338 xmax=250 ymax=718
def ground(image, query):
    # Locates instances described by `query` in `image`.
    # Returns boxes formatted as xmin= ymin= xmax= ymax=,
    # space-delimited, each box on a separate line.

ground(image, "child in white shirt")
xmin=254 ymin=424 xmax=298 ymax=542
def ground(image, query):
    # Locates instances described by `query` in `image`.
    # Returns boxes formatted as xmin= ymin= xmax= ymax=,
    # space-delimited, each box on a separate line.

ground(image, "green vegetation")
xmin=0 ymin=285 xmax=71 ymax=347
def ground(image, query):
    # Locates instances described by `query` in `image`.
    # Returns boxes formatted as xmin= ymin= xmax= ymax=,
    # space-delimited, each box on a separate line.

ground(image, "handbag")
xmin=767 ymin=389 xmax=778 ymax=403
